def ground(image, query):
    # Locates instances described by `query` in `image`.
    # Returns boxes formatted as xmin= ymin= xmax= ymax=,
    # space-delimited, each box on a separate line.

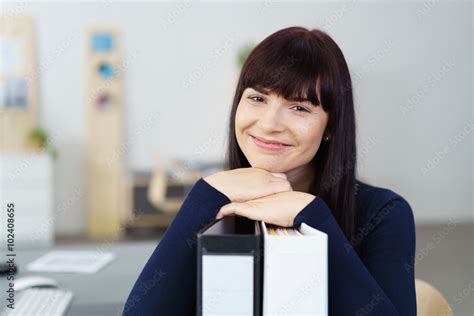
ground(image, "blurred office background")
xmin=0 ymin=1 xmax=472 ymax=315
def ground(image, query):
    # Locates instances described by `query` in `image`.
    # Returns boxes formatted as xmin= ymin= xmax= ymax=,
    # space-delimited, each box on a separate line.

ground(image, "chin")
xmin=248 ymin=160 xmax=287 ymax=173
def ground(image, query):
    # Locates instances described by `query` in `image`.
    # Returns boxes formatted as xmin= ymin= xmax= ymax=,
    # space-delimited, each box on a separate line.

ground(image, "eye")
xmin=292 ymin=104 xmax=310 ymax=113
xmin=248 ymin=95 xmax=265 ymax=103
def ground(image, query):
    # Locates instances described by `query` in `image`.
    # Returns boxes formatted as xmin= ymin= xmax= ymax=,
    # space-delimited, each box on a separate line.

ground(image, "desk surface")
xmin=0 ymin=240 xmax=159 ymax=316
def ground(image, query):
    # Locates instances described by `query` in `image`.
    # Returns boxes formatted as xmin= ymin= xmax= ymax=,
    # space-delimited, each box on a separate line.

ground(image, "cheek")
xmin=235 ymin=104 xmax=255 ymax=132
xmin=235 ymin=106 xmax=243 ymax=130
xmin=293 ymin=121 xmax=325 ymax=149
xmin=234 ymin=106 xmax=248 ymax=147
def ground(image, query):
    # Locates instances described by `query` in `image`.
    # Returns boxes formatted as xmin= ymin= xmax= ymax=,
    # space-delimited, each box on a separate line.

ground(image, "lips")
xmin=249 ymin=134 xmax=292 ymax=152
xmin=251 ymin=135 xmax=291 ymax=146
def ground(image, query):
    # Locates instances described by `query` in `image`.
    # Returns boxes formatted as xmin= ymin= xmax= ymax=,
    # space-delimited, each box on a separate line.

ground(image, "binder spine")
xmin=197 ymin=224 xmax=262 ymax=315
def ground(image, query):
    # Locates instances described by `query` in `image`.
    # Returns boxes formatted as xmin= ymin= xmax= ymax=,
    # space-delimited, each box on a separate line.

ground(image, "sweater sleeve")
xmin=293 ymin=195 xmax=417 ymax=316
xmin=123 ymin=178 xmax=231 ymax=315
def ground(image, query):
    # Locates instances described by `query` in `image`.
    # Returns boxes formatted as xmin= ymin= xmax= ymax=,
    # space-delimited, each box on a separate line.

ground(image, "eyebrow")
xmin=250 ymin=86 xmax=271 ymax=95
xmin=248 ymin=87 xmax=319 ymax=107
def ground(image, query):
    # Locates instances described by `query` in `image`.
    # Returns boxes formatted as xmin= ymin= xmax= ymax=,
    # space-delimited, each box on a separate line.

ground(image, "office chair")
xmin=415 ymin=278 xmax=453 ymax=316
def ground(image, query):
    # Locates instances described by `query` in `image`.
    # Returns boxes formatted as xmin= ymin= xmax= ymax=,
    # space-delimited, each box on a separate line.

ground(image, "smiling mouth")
xmin=250 ymin=135 xmax=293 ymax=150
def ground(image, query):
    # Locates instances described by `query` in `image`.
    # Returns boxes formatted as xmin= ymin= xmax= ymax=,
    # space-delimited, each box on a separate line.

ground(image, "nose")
xmin=257 ymin=102 xmax=286 ymax=132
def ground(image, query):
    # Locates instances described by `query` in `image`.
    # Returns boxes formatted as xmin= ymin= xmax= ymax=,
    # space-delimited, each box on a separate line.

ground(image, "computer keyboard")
xmin=0 ymin=288 xmax=74 ymax=316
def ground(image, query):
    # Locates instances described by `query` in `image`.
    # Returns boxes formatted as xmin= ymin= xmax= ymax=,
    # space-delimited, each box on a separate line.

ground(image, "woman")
xmin=123 ymin=27 xmax=416 ymax=315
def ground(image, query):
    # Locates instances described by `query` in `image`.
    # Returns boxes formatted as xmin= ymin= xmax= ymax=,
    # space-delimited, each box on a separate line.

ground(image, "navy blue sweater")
xmin=123 ymin=177 xmax=416 ymax=315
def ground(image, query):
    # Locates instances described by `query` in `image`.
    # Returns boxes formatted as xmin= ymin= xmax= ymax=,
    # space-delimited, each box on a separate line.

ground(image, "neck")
xmin=284 ymin=164 xmax=315 ymax=193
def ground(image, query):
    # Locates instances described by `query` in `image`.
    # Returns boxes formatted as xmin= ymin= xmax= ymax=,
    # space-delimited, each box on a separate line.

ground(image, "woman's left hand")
xmin=215 ymin=191 xmax=316 ymax=227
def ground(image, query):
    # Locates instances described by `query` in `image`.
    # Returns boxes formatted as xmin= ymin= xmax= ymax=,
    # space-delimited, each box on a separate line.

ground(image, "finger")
xmin=216 ymin=203 xmax=238 ymax=219
xmin=271 ymin=172 xmax=287 ymax=179
xmin=217 ymin=203 xmax=245 ymax=219
xmin=270 ymin=179 xmax=293 ymax=193
xmin=217 ymin=202 xmax=258 ymax=220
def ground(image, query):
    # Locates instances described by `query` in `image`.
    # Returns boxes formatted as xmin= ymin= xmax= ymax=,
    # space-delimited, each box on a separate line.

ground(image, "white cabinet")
xmin=0 ymin=153 xmax=54 ymax=249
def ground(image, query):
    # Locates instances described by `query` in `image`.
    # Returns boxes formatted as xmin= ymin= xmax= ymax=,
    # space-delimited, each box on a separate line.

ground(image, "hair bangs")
xmin=241 ymin=43 xmax=324 ymax=107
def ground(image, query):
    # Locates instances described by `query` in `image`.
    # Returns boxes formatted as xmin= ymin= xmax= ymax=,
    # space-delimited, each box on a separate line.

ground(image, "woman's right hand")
xmin=203 ymin=167 xmax=293 ymax=203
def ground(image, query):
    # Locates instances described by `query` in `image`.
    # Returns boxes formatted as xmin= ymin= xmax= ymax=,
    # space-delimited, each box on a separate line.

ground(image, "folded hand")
xmin=216 ymin=191 xmax=316 ymax=227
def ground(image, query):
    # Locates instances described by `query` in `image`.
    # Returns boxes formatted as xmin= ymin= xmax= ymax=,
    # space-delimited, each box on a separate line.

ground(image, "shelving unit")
xmin=84 ymin=25 xmax=128 ymax=239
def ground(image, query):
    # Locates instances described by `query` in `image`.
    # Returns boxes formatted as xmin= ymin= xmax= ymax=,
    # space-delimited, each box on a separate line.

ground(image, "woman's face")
xmin=235 ymin=87 xmax=329 ymax=174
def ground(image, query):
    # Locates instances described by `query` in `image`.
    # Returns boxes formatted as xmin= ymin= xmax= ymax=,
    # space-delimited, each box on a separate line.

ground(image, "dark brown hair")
xmin=224 ymin=26 xmax=359 ymax=244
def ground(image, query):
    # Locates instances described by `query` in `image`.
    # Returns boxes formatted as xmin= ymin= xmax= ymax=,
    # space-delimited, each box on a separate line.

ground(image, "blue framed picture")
xmin=91 ymin=32 xmax=114 ymax=53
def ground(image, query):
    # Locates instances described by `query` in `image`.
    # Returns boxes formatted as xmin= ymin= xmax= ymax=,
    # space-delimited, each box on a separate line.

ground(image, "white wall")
xmin=2 ymin=1 xmax=472 ymax=236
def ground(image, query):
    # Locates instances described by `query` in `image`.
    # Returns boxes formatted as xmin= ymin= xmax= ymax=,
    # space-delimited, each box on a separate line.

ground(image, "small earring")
xmin=324 ymin=135 xmax=330 ymax=142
